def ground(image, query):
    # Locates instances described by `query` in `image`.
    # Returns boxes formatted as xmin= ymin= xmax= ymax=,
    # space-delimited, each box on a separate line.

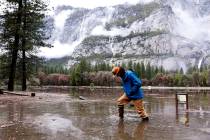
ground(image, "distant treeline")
xmin=37 ymin=59 xmax=210 ymax=87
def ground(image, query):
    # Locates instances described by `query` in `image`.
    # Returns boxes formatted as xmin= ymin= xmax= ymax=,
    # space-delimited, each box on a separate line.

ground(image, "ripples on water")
xmin=0 ymin=90 xmax=210 ymax=140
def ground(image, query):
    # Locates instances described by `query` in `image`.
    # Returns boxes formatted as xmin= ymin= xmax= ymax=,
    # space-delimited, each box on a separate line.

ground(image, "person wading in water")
xmin=112 ymin=66 xmax=149 ymax=121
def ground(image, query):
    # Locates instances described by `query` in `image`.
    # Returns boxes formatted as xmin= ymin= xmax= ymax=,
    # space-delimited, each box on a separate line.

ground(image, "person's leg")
xmin=117 ymin=94 xmax=130 ymax=105
xmin=117 ymin=94 xmax=130 ymax=118
xmin=133 ymin=99 xmax=149 ymax=120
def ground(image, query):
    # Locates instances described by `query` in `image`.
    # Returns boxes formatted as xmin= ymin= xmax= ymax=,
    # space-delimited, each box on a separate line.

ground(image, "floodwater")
xmin=0 ymin=89 xmax=210 ymax=140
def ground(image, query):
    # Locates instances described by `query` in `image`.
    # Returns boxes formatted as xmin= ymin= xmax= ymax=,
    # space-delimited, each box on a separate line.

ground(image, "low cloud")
xmin=47 ymin=0 xmax=154 ymax=9
xmin=39 ymin=41 xmax=79 ymax=58
xmin=172 ymin=1 xmax=210 ymax=42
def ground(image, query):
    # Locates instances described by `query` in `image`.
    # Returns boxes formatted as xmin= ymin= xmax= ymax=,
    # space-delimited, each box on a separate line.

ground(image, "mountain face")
xmin=47 ymin=0 xmax=210 ymax=72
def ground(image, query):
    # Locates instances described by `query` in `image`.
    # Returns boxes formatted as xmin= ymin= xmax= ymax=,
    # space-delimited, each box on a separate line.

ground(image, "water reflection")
xmin=175 ymin=93 xmax=190 ymax=126
xmin=116 ymin=119 xmax=148 ymax=140
xmin=0 ymin=103 xmax=45 ymax=140
xmin=176 ymin=111 xmax=189 ymax=126
xmin=0 ymin=91 xmax=210 ymax=140
xmin=5 ymin=103 xmax=24 ymax=123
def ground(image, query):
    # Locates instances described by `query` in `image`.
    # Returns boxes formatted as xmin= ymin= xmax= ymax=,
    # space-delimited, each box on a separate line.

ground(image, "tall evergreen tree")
xmin=127 ymin=60 xmax=133 ymax=70
xmin=136 ymin=62 xmax=141 ymax=77
xmin=0 ymin=0 xmax=50 ymax=91
xmin=0 ymin=0 xmax=23 ymax=91
xmin=20 ymin=0 xmax=49 ymax=90
xmin=179 ymin=68 xmax=184 ymax=74
xmin=141 ymin=62 xmax=145 ymax=78
xmin=146 ymin=62 xmax=152 ymax=80
xmin=121 ymin=62 xmax=126 ymax=69
xmin=155 ymin=66 xmax=159 ymax=75
xmin=70 ymin=68 xmax=77 ymax=86
xmin=160 ymin=65 xmax=164 ymax=74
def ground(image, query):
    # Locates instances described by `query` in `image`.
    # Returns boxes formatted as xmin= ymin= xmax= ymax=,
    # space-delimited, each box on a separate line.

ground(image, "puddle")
xmin=0 ymin=90 xmax=210 ymax=140
xmin=32 ymin=113 xmax=82 ymax=134
xmin=200 ymin=128 xmax=210 ymax=134
xmin=27 ymin=113 xmax=85 ymax=140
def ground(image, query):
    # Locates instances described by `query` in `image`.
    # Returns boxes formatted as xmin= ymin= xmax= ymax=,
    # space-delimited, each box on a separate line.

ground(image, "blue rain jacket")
xmin=121 ymin=70 xmax=144 ymax=100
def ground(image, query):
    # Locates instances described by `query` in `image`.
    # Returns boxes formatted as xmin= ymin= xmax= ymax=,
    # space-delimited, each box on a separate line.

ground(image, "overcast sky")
xmin=47 ymin=0 xmax=153 ymax=9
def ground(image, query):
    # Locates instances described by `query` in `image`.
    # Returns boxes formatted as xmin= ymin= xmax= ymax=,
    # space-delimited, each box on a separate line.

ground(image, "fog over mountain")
xmin=40 ymin=0 xmax=210 ymax=71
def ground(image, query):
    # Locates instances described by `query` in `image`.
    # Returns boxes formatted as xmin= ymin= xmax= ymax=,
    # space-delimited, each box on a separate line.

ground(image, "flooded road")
xmin=0 ymin=90 xmax=210 ymax=140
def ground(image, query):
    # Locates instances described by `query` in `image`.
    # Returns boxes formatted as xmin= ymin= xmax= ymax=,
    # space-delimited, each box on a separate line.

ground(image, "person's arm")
xmin=129 ymin=72 xmax=142 ymax=95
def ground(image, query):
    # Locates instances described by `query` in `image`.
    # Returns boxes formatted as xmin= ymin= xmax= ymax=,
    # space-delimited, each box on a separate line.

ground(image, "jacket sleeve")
xmin=129 ymin=72 xmax=142 ymax=95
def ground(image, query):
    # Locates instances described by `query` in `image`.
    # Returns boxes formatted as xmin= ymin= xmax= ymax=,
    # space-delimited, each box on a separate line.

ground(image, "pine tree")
xmin=0 ymin=54 xmax=10 ymax=80
xmin=75 ymin=65 xmax=82 ymax=85
xmin=146 ymin=62 xmax=152 ymax=80
xmin=121 ymin=62 xmax=126 ymax=69
xmin=133 ymin=62 xmax=137 ymax=71
xmin=20 ymin=0 xmax=49 ymax=90
xmin=94 ymin=62 xmax=99 ymax=72
xmin=100 ymin=62 xmax=106 ymax=71
xmin=88 ymin=62 xmax=92 ymax=72
xmin=155 ymin=66 xmax=159 ymax=75
xmin=127 ymin=60 xmax=133 ymax=70
xmin=70 ymin=68 xmax=76 ymax=86
xmin=79 ymin=58 xmax=88 ymax=73
xmin=0 ymin=0 xmax=50 ymax=91
xmin=106 ymin=63 xmax=111 ymax=71
xmin=179 ymin=68 xmax=184 ymax=74
xmin=135 ymin=62 xmax=141 ymax=78
xmin=150 ymin=65 xmax=154 ymax=79
xmin=141 ymin=62 xmax=145 ymax=78
xmin=0 ymin=0 xmax=23 ymax=91
xmin=160 ymin=65 xmax=164 ymax=74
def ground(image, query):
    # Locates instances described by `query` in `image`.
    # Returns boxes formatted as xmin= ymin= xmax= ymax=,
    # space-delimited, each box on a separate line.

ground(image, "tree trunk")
xmin=21 ymin=0 xmax=27 ymax=91
xmin=8 ymin=0 xmax=23 ymax=91
xmin=22 ymin=43 xmax=26 ymax=91
xmin=8 ymin=48 xmax=18 ymax=91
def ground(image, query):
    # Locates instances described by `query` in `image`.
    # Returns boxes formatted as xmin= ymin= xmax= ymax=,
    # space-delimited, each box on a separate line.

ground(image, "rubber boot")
xmin=118 ymin=105 xmax=124 ymax=119
xmin=142 ymin=116 xmax=149 ymax=121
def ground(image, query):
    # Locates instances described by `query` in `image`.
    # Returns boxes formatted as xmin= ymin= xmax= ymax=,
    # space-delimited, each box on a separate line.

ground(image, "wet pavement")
xmin=0 ymin=90 xmax=210 ymax=140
